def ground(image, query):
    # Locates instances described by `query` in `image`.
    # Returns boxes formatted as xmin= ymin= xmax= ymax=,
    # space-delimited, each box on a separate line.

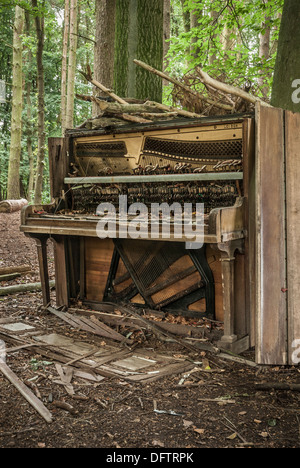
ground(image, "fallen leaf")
xmin=194 ymin=428 xmax=205 ymax=435
xmin=227 ymin=432 xmax=237 ymax=440
xmin=183 ymin=420 xmax=194 ymax=428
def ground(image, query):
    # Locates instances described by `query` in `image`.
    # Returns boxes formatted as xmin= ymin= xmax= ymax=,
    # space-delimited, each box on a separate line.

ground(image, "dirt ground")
xmin=0 ymin=211 xmax=299 ymax=450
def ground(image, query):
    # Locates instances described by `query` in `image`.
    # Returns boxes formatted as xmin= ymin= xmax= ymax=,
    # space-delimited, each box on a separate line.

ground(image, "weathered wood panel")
xmin=48 ymin=137 xmax=68 ymax=199
xmin=52 ymin=236 xmax=68 ymax=308
xmin=85 ymin=238 xmax=114 ymax=302
xmin=255 ymin=104 xmax=287 ymax=365
xmin=285 ymin=110 xmax=300 ymax=365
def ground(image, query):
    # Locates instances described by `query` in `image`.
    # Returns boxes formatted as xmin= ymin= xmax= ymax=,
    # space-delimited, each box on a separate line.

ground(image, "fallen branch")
xmin=133 ymin=59 xmax=233 ymax=111
xmin=0 ymin=273 xmax=21 ymax=282
xmin=255 ymin=382 xmax=300 ymax=392
xmin=0 ymin=265 xmax=32 ymax=276
xmin=196 ymin=68 xmax=272 ymax=107
xmin=0 ymin=280 xmax=55 ymax=296
xmin=0 ymin=199 xmax=28 ymax=213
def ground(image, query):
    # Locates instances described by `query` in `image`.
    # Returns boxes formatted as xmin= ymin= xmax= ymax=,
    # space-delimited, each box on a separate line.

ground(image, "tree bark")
xmin=32 ymin=0 xmax=46 ymax=205
xmin=65 ymin=0 xmax=78 ymax=129
xmin=61 ymin=0 xmax=70 ymax=135
xmin=258 ymin=1 xmax=271 ymax=99
xmin=7 ymin=6 xmax=24 ymax=200
xmin=163 ymin=0 xmax=171 ymax=74
xmin=114 ymin=0 xmax=164 ymax=103
xmin=93 ymin=0 xmax=116 ymax=117
xmin=271 ymin=0 xmax=300 ymax=111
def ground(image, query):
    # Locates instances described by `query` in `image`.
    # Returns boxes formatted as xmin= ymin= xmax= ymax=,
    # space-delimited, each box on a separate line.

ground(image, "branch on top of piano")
xmin=79 ymin=66 xmax=127 ymax=105
xmin=196 ymin=68 xmax=273 ymax=107
xmin=133 ymin=59 xmax=233 ymax=112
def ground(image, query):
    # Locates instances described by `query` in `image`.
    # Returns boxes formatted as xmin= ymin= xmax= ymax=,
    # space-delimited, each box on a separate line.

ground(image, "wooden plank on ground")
xmin=0 ymin=360 xmax=53 ymax=423
xmin=255 ymin=104 xmax=287 ymax=365
xmin=285 ymin=110 xmax=300 ymax=365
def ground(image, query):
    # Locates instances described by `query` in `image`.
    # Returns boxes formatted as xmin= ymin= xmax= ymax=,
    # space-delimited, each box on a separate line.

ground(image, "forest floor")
xmin=0 ymin=211 xmax=299 ymax=450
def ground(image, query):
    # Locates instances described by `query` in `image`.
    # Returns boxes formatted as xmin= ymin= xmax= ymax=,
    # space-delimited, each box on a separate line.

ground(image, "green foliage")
xmin=0 ymin=0 xmax=95 ymax=201
xmin=0 ymin=0 xmax=286 ymax=201
xmin=167 ymin=0 xmax=284 ymax=97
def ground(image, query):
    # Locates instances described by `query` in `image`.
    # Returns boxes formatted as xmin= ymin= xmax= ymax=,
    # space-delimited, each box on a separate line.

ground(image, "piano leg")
xmin=220 ymin=252 xmax=237 ymax=345
xmin=212 ymin=240 xmax=247 ymax=352
xmin=34 ymin=236 xmax=51 ymax=307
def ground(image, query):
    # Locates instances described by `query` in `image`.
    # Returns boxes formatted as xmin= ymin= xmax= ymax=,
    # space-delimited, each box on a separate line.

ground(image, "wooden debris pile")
xmin=0 ymin=304 xmax=259 ymax=423
xmin=75 ymin=60 xmax=271 ymax=131
xmin=171 ymin=67 xmax=271 ymax=116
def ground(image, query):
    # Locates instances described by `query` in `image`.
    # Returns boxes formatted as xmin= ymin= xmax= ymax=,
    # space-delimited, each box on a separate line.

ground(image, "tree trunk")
xmin=32 ymin=0 xmax=45 ymax=205
xmin=271 ymin=0 xmax=300 ymax=111
xmin=65 ymin=0 xmax=78 ymax=129
xmin=93 ymin=0 xmax=116 ymax=117
xmin=7 ymin=6 xmax=24 ymax=200
xmin=25 ymin=11 xmax=35 ymax=199
xmin=61 ymin=0 xmax=70 ymax=135
xmin=190 ymin=1 xmax=202 ymax=59
xmin=114 ymin=0 xmax=164 ymax=103
xmin=258 ymin=1 xmax=271 ymax=99
xmin=163 ymin=0 xmax=171 ymax=73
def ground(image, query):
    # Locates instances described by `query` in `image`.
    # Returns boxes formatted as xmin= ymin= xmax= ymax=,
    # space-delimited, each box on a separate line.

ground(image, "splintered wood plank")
xmin=0 ymin=361 xmax=53 ymax=423
xmin=285 ymin=110 xmax=300 ymax=365
xmin=255 ymin=104 xmax=287 ymax=365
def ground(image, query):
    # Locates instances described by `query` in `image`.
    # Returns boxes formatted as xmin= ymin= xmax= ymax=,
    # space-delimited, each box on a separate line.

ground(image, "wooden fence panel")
xmin=255 ymin=104 xmax=287 ymax=365
xmin=285 ymin=110 xmax=300 ymax=365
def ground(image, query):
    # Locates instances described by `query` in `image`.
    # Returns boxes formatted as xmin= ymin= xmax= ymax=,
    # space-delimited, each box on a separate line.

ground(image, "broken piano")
xmin=21 ymin=114 xmax=254 ymax=353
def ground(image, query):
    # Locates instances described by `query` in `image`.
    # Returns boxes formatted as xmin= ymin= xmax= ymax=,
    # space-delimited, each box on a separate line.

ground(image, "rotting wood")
xmin=0 ymin=273 xmax=22 ymax=282
xmin=0 ymin=360 xmax=53 ymax=423
xmin=0 ymin=199 xmax=28 ymax=213
xmin=48 ymin=306 xmax=132 ymax=343
xmin=0 ymin=280 xmax=55 ymax=296
xmin=255 ymin=382 xmax=300 ymax=392
xmin=68 ymin=307 xmax=206 ymax=338
xmin=0 ymin=265 xmax=32 ymax=276
xmin=116 ymin=303 xmax=214 ymax=354
xmin=52 ymin=400 xmax=78 ymax=415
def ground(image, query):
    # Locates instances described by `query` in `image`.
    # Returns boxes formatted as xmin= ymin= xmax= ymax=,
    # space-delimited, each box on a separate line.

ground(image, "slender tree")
xmin=61 ymin=0 xmax=70 ymax=135
xmin=32 ymin=0 xmax=45 ymax=205
xmin=65 ymin=0 xmax=78 ymax=129
xmin=7 ymin=5 xmax=24 ymax=200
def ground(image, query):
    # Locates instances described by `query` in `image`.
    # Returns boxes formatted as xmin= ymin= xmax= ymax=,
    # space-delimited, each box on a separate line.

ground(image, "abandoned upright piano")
xmin=20 ymin=103 xmax=300 ymax=365
xmin=21 ymin=110 xmax=255 ymax=355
